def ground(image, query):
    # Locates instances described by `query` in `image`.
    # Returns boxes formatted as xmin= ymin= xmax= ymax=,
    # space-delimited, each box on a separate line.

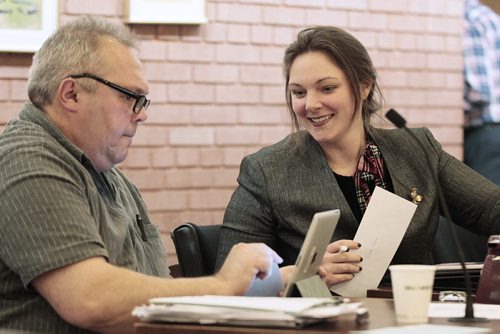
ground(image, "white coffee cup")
xmin=389 ymin=264 xmax=436 ymax=324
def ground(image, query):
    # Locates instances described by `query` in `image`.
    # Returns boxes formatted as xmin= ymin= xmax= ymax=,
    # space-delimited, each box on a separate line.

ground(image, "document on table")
xmin=428 ymin=302 xmax=500 ymax=319
xmin=351 ymin=324 xmax=491 ymax=333
xmin=331 ymin=186 xmax=417 ymax=297
xmin=132 ymin=295 xmax=362 ymax=328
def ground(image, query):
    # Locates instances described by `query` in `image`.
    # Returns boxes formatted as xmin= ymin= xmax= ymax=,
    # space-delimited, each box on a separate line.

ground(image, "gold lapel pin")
xmin=410 ymin=187 xmax=423 ymax=204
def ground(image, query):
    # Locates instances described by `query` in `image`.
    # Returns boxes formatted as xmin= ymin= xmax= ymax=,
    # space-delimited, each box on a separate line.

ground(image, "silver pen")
xmin=338 ymin=245 xmax=349 ymax=253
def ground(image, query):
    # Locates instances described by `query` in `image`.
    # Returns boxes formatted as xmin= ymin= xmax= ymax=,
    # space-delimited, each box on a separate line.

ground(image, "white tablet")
xmin=282 ymin=209 xmax=341 ymax=297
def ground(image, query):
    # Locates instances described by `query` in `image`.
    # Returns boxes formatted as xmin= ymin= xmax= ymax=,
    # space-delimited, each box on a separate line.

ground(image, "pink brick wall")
xmin=0 ymin=0 xmax=465 ymax=265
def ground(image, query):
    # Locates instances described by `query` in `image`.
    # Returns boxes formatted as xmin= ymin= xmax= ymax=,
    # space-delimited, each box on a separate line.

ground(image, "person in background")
xmin=0 ymin=16 xmax=285 ymax=334
xmin=216 ymin=26 xmax=500 ymax=287
xmin=464 ymin=0 xmax=500 ymax=182
xmin=448 ymin=0 xmax=500 ymax=262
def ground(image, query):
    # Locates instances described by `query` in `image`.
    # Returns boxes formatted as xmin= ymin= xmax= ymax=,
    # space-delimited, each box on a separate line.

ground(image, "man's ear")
xmin=360 ymin=81 xmax=373 ymax=100
xmin=57 ymin=78 xmax=79 ymax=112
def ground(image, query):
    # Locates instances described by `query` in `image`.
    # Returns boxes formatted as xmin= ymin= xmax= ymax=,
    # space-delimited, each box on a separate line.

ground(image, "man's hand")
xmin=215 ymin=243 xmax=283 ymax=295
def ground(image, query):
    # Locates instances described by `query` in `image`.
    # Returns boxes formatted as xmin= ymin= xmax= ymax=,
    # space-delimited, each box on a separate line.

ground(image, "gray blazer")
xmin=216 ymin=127 xmax=500 ymax=268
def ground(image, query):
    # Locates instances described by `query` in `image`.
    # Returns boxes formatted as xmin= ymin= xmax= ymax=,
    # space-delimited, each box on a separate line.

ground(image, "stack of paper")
xmin=433 ymin=262 xmax=483 ymax=291
xmin=132 ymin=295 xmax=362 ymax=328
xmin=428 ymin=302 xmax=500 ymax=319
xmin=351 ymin=324 xmax=491 ymax=333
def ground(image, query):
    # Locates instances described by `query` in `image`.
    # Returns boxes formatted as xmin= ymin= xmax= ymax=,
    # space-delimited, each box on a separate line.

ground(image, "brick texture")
xmin=0 ymin=0 xmax=466 ymax=264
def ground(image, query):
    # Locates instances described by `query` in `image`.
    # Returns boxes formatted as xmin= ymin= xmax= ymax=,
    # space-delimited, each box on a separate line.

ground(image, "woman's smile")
xmin=309 ymin=113 xmax=335 ymax=125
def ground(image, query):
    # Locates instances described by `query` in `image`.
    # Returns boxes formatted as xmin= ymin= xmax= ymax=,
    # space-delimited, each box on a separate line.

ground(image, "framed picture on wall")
xmin=0 ymin=0 xmax=58 ymax=53
xmin=126 ymin=0 xmax=208 ymax=24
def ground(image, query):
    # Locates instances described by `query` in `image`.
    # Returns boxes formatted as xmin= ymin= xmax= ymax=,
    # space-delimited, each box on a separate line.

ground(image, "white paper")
xmin=435 ymin=262 xmax=483 ymax=271
xmin=148 ymin=295 xmax=343 ymax=313
xmin=350 ymin=324 xmax=491 ymax=333
xmin=133 ymin=295 xmax=361 ymax=328
xmin=428 ymin=302 xmax=500 ymax=320
xmin=331 ymin=186 xmax=417 ymax=297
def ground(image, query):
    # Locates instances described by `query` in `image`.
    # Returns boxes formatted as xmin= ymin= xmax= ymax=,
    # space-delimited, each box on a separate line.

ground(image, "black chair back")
xmin=171 ymin=223 xmax=221 ymax=277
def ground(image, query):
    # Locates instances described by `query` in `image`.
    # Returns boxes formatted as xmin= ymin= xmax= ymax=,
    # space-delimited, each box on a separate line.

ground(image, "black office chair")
xmin=431 ymin=216 xmax=488 ymax=264
xmin=171 ymin=222 xmax=221 ymax=277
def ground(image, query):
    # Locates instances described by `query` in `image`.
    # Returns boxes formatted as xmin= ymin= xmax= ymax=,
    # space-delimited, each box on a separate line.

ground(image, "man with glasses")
xmin=68 ymin=73 xmax=151 ymax=113
xmin=0 ymin=16 xmax=284 ymax=334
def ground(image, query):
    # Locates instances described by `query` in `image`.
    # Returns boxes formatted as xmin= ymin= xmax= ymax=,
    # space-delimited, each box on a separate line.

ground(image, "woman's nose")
xmin=305 ymin=93 xmax=321 ymax=112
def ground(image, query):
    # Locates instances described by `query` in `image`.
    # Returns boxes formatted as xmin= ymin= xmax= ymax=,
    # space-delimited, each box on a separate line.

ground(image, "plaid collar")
xmin=354 ymin=141 xmax=387 ymax=213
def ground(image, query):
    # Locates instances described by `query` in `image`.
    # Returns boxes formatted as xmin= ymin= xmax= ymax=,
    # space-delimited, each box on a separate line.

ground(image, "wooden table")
xmin=134 ymin=298 xmax=498 ymax=334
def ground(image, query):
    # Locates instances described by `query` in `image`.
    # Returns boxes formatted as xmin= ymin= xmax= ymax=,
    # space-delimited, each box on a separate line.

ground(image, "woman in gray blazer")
xmin=216 ymin=26 xmax=500 ymax=287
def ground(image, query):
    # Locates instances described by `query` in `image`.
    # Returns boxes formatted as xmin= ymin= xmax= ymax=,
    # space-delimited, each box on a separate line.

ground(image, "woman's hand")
xmin=318 ymin=240 xmax=363 ymax=287
xmin=278 ymin=265 xmax=295 ymax=286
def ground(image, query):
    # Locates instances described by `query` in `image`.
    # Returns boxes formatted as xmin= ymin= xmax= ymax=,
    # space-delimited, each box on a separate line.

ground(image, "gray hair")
xmin=283 ymin=26 xmax=384 ymax=137
xmin=28 ymin=15 xmax=138 ymax=108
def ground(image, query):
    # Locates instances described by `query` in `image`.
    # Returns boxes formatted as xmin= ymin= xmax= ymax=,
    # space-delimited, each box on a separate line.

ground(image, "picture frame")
xmin=0 ymin=0 xmax=58 ymax=53
xmin=126 ymin=0 xmax=208 ymax=25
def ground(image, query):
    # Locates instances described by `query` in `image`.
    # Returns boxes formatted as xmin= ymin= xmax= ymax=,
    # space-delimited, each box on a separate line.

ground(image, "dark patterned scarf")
xmin=354 ymin=141 xmax=387 ymax=213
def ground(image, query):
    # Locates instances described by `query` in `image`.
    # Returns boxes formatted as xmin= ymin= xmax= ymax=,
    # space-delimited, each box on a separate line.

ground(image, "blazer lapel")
xmin=371 ymin=128 xmax=419 ymax=204
xmin=304 ymin=134 xmax=361 ymax=239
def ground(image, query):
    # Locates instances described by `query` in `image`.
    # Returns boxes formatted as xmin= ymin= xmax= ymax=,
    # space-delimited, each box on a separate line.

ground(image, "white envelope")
xmin=331 ymin=186 xmax=417 ymax=297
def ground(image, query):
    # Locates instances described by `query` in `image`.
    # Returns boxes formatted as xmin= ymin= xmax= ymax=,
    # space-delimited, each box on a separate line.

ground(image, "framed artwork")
xmin=127 ymin=0 xmax=207 ymax=24
xmin=0 ymin=0 xmax=58 ymax=53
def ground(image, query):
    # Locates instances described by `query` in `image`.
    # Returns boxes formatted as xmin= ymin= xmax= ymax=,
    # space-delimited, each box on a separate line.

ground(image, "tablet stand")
xmin=291 ymin=275 xmax=332 ymax=297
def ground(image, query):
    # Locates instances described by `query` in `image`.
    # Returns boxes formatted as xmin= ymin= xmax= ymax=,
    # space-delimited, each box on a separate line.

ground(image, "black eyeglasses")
xmin=68 ymin=73 xmax=150 ymax=114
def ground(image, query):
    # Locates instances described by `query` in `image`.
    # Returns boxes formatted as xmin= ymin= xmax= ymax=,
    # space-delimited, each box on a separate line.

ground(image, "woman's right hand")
xmin=318 ymin=239 xmax=363 ymax=287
